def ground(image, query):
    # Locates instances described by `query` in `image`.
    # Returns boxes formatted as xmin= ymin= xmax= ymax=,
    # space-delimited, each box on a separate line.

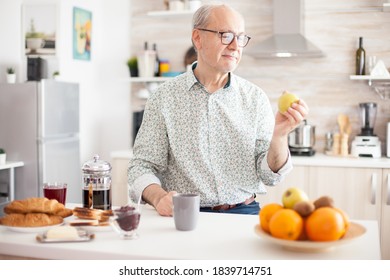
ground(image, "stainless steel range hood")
xmin=248 ymin=0 xmax=324 ymax=58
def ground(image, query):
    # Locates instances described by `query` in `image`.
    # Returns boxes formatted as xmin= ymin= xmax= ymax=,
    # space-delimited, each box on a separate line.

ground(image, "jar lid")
xmin=82 ymin=154 xmax=112 ymax=174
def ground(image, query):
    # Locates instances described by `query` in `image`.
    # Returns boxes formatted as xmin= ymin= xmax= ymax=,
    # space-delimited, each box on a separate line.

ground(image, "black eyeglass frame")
xmin=196 ymin=28 xmax=251 ymax=48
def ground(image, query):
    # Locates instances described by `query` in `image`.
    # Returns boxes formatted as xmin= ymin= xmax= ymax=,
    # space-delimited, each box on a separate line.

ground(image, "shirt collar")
xmin=185 ymin=61 xmax=239 ymax=92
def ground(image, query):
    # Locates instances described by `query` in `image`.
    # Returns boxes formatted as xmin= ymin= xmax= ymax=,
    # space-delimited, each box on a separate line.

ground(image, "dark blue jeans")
xmin=200 ymin=201 xmax=260 ymax=215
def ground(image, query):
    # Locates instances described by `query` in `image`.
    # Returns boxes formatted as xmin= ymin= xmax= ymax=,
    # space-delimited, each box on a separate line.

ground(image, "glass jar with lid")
xmin=82 ymin=154 xmax=112 ymax=210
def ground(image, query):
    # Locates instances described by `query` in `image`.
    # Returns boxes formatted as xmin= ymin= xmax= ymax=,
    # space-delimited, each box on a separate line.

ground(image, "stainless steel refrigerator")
xmin=0 ymin=79 xmax=81 ymax=204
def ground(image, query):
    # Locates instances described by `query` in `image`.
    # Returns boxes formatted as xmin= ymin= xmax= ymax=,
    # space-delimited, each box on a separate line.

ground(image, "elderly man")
xmin=128 ymin=4 xmax=308 ymax=216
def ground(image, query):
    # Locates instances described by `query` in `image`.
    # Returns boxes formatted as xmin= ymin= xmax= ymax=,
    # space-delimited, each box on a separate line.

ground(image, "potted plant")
xmin=25 ymin=19 xmax=45 ymax=53
xmin=0 ymin=148 xmax=6 ymax=165
xmin=6 ymin=68 xmax=16 ymax=84
xmin=52 ymin=71 xmax=60 ymax=80
xmin=127 ymin=56 xmax=138 ymax=77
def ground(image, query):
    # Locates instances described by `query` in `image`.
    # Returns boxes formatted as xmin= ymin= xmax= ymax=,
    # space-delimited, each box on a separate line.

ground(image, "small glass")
xmin=110 ymin=205 xmax=141 ymax=239
xmin=368 ymin=56 xmax=377 ymax=74
xmin=43 ymin=182 xmax=67 ymax=205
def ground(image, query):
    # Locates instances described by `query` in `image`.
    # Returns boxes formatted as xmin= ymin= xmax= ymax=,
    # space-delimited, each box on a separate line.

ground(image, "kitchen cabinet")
xmin=308 ymin=166 xmax=381 ymax=221
xmin=381 ymin=168 xmax=390 ymax=260
xmin=308 ymin=166 xmax=389 ymax=260
xmin=256 ymin=166 xmax=309 ymax=206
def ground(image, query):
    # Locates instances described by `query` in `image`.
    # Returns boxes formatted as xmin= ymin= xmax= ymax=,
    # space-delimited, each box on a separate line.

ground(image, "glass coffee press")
xmin=81 ymin=154 xmax=112 ymax=210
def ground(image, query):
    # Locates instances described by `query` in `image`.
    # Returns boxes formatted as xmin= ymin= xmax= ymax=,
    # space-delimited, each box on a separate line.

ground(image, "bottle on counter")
xmin=138 ymin=41 xmax=157 ymax=77
xmin=153 ymin=43 xmax=160 ymax=77
xmin=355 ymin=37 xmax=366 ymax=75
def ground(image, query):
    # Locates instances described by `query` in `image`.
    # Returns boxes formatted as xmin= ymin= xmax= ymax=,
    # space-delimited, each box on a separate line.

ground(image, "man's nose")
xmin=228 ymin=36 xmax=239 ymax=50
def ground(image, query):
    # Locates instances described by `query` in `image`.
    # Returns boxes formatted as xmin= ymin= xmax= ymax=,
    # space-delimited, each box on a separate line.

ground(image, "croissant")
xmin=0 ymin=213 xmax=63 ymax=227
xmin=4 ymin=197 xmax=65 ymax=215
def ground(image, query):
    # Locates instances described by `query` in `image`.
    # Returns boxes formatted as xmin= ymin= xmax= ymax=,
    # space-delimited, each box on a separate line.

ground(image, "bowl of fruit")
xmin=255 ymin=187 xmax=366 ymax=252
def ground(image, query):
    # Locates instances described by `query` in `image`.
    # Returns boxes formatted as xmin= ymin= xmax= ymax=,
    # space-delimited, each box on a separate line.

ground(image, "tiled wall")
xmin=130 ymin=0 xmax=390 ymax=154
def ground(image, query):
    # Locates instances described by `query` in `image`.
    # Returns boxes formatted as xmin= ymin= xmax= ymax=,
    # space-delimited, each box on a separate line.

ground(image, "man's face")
xmin=194 ymin=7 xmax=246 ymax=74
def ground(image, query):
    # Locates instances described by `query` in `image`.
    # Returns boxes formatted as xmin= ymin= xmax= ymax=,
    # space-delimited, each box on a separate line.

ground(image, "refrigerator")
xmin=0 ymin=79 xmax=81 ymax=206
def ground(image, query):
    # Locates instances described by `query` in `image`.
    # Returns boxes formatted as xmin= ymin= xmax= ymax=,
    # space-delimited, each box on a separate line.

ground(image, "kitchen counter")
xmin=292 ymin=153 xmax=390 ymax=168
xmin=0 ymin=204 xmax=381 ymax=260
xmin=111 ymin=150 xmax=390 ymax=169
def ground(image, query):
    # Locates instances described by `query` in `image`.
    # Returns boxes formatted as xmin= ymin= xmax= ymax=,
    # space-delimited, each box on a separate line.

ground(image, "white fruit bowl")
xmin=254 ymin=222 xmax=366 ymax=252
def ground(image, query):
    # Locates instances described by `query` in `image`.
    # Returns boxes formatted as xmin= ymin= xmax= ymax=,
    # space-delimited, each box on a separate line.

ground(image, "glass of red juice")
xmin=43 ymin=182 xmax=67 ymax=205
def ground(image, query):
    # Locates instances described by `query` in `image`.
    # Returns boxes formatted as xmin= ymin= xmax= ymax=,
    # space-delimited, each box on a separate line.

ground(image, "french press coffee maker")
xmin=82 ymin=154 xmax=112 ymax=210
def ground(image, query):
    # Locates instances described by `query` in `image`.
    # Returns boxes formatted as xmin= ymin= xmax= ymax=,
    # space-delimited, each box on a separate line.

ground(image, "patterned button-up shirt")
xmin=128 ymin=65 xmax=292 ymax=207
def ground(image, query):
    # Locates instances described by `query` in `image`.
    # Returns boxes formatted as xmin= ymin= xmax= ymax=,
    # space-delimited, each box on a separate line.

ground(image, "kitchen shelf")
xmin=350 ymin=75 xmax=390 ymax=83
xmin=350 ymin=75 xmax=390 ymax=99
xmin=146 ymin=10 xmax=194 ymax=17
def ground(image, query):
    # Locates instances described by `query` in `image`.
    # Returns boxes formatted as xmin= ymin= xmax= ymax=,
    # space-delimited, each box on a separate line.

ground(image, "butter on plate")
xmin=46 ymin=226 xmax=79 ymax=240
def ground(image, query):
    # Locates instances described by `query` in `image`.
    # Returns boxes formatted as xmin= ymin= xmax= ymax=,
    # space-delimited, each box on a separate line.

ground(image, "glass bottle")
xmin=153 ymin=43 xmax=160 ymax=77
xmin=355 ymin=37 xmax=366 ymax=75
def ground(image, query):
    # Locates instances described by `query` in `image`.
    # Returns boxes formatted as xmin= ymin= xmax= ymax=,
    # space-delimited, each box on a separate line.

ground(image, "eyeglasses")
xmin=197 ymin=28 xmax=251 ymax=48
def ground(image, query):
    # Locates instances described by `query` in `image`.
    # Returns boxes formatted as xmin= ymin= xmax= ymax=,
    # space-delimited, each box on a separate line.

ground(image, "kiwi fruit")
xmin=313 ymin=196 xmax=334 ymax=209
xmin=293 ymin=200 xmax=315 ymax=217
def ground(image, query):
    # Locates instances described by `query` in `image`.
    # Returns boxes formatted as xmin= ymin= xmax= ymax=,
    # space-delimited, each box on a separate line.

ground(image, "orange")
xmin=334 ymin=207 xmax=350 ymax=236
xmin=259 ymin=203 xmax=283 ymax=233
xmin=305 ymin=207 xmax=345 ymax=241
xmin=269 ymin=209 xmax=303 ymax=240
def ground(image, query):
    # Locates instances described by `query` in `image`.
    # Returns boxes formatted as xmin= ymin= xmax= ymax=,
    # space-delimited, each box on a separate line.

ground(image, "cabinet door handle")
xmin=371 ymin=173 xmax=377 ymax=205
xmin=387 ymin=174 xmax=390 ymax=206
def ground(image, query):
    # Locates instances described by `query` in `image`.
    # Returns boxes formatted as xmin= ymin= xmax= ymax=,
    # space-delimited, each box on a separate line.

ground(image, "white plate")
xmin=1 ymin=223 xmax=64 ymax=233
xmin=254 ymin=222 xmax=366 ymax=252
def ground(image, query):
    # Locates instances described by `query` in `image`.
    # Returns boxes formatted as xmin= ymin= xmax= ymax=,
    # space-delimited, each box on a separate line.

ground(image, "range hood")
xmin=248 ymin=0 xmax=324 ymax=58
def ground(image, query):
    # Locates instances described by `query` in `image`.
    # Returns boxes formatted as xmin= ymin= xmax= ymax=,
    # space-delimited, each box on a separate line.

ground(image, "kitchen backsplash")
xmin=130 ymin=0 xmax=390 ymax=154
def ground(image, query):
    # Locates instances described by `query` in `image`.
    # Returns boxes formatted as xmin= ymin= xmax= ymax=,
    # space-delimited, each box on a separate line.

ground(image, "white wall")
xmin=0 ymin=0 xmax=131 ymax=168
xmin=0 ymin=0 xmax=24 ymax=78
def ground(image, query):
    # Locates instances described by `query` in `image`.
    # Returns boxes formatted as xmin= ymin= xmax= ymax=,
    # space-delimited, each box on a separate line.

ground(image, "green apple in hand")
xmin=282 ymin=187 xmax=309 ymax=209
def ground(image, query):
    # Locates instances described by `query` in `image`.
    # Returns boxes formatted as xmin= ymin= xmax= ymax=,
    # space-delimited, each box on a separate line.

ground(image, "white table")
xmin=0 ymin=204 xmax=381 ymax=260
xmin=0 ymin=161 xmax=24 ymax=202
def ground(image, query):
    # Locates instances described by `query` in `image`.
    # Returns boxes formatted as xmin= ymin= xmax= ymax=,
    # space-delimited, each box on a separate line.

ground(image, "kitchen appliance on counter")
xmin=351 ymin=102 xmax=382 ymax=158
xmin=0 ymin=80 xmax=81 ymax=203
xmin=288 ymin=120 xmax=316 ymax=156
xmin=81 ymin=155 xmax=112 ymax=210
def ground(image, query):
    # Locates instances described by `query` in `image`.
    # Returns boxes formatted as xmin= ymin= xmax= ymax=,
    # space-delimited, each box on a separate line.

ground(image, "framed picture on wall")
xmin=23 ymin=4 xmax=57 ymax=55
xmin=73 ymin=7 xmax=92 ymax=61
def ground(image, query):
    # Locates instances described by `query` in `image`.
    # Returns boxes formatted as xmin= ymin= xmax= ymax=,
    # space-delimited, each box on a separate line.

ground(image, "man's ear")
xmin=192 ymin=29 xmax=201 ymax=50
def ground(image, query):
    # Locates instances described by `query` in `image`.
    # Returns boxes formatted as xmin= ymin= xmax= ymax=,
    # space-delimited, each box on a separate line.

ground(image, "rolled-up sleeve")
xmin=259 ymin=150 xmax=293 ymax=186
